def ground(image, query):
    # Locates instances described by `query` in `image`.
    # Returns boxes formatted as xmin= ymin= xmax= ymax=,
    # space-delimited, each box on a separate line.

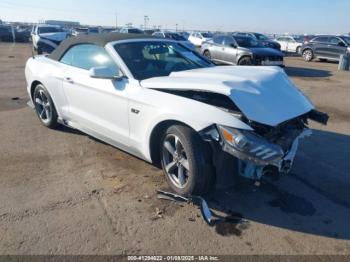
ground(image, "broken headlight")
xmin=217 ymin=125 xmax=284 ymax=165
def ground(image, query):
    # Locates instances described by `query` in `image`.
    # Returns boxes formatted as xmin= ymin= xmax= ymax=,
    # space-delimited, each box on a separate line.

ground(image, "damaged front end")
xmin=201 ymin=110 xmax=328 ymax=181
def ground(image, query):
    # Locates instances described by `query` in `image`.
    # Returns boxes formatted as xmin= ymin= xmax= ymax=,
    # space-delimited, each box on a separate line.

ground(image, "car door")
xmin=327 ymin=37 xmax=347 ymax=60
xmin=276 ymin=37 xmax=287 ymax=51
xmin=209 ymin=35 xmax=224 ymax=61
xmin=222 ymin=36 xmax=238 ymax=64
xmin=312 ymin=36 xmax=330 ymax=57
xmin=60 ymin=44 xmax=130 ymax=146
xmin=286 ymin=37 xmax=297 ymax=52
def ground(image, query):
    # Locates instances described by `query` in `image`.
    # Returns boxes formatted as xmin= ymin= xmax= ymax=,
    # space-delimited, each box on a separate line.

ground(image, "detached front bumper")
xmin=201 ymin=124 xmax=312 ymax=181
xmin=220 ymin=126 xmax=312 ymax=180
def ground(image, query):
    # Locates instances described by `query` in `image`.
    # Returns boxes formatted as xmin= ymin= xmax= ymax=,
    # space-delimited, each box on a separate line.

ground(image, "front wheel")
xmin=160 ymin=125 xmax=214 ymax=196
xmin=238 ymin=56 xmax=253 ymax=66
xmin=302 ymin=49 xmax=313 ymax=62
xmin=203 ymin=50 xmax=211 ymax=60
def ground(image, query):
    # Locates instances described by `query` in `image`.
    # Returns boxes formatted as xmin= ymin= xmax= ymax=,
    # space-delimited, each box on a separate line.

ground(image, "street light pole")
xmin=144 ymin=15 xmax=149 ymax=29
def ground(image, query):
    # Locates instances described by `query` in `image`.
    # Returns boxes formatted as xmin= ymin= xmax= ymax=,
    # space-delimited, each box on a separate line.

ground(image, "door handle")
xmin=64 ymin=77 xmax=74 ymax=84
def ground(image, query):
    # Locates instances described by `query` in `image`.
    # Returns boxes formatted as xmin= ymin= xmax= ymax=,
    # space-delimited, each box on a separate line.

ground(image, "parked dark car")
xmin=201 ymin=34 xmax=284 ymax=66
xmin=233 ymin=32 xmax=281 ymax=50
xmin=0 ymin=24 xmax=30 ymax=42
xmin=301 ymin=35 xmax=350 ymax=62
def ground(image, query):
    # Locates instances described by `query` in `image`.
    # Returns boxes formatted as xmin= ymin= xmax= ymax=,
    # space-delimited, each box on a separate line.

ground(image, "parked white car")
xmin=275 ymin=36 xmax=303 ymax=53
xmin=152 ymin=31 xmax=196 ymax=50
xmin=25 ymin=34 xmax=328 ymax=196
xmin=188 ymin=32 xmax=213 ymax=47
xmin=71 ymin=27 xmax=89 ymax=37
xmin=119 ymin=27 xmax=144 ymax=34
xmin=31 ymin=24 xmax=68 ymax=54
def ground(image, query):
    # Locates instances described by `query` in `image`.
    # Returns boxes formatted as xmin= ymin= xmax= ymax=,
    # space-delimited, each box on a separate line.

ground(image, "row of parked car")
xmin=28 ymin=24 xmax=350 ymax=66
xmin=199 ymin=32 xmax=350 ymax=66
xmin=0 ymin=23 xmax=31 ymax=42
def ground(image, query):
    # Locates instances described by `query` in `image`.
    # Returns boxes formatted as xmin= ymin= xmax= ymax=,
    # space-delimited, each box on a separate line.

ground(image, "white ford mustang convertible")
xmin=25 ymin=33 xmax=328 ymax=196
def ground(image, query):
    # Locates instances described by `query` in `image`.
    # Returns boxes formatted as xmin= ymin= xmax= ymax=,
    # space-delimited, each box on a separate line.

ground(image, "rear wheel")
xmin=238 ymin=56 xmax=253 ymax=66
xmin=160 ymin=125 xmax=214 ymax=196
xmin=33 ymin=84 xmax=58 ymax=128
xmin=302 ymin=49 xmax=313 ymax=62
xmin=296 ymin=46 xmax=301 ymax=55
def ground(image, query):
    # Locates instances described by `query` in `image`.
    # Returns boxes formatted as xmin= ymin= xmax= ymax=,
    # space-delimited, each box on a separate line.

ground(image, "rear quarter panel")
xmin=25 ymin=56 xmax=68 ymax=118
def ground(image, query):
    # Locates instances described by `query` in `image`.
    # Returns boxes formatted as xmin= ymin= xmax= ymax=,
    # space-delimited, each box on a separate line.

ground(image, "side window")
xmin=213 ymin=36 xmax=224 ymax=45
xmin=312 ymin=37 xmax=329 ymax=43
xmin=329 ymin=37 xmax=342 ymax=45
xmin=60 ymin=44 xmax=118 ymax=72
xmin=223 ymin=36 xmax=235 ymax=46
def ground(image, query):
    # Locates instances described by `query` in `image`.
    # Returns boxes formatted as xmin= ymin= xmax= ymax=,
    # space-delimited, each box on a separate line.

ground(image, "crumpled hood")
xmin=141 ymin=66 xmax=314 ymax=126
xmin=39 ymin=32 xmax=67 ymax=42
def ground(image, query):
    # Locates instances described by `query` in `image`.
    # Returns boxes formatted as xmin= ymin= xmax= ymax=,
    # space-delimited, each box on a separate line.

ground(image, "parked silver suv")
xmin=201 ymin=34 xmax=284 ymax=66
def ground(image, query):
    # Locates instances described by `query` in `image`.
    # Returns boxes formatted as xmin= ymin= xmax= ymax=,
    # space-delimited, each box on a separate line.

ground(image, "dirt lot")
xmin=0 ymin=42 xmax=350 ymax=255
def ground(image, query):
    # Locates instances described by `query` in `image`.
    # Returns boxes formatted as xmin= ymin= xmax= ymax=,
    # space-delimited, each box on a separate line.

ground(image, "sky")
xmin=0 ymin=0 xmax=349 ymax=34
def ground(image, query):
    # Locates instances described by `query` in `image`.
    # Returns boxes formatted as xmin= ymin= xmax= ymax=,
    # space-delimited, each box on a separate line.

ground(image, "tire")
xmin=238 ymin=56 xmax=253 ymax=66
xmin=203 ymin=50 xmax=211 ymax=60
xmin=302 ymin=49 xmax=313 ymax=62
xmin=33 ymin=84 xmax=59 ymax=128
xmin=160 ymin=124 xmax=214 ymax=196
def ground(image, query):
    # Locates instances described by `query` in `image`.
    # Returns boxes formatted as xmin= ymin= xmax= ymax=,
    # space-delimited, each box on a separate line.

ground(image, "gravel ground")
xmin=0 ymin=42 xmax=350 ymax=255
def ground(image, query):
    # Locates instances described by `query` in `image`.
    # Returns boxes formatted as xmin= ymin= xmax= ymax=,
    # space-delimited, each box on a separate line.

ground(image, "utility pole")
xmin=115 ymin=12 xmax=118 ymax=29
xmin=144 ymin=15 xmax=149 ymax=29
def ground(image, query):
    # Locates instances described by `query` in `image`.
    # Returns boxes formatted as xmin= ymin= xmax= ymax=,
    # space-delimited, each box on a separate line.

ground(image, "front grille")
xmin=265 ymin=56 xmax=283 ymax=61
xmin=249 ymin=116 xmax=307 ymax=152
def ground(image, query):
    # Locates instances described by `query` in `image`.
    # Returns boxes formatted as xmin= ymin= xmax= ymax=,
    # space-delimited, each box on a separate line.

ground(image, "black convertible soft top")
xmin=49 ymin=33 xmax=156 ymax=61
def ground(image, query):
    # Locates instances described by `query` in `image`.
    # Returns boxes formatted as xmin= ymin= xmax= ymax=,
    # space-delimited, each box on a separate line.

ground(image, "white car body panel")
xmin=31 ymin=25 xmax=67 ymax=49
xmin=188 ymin=33 xmax=211 ymax=47
xmin=275 ymin=36 xmax=303 ymax=52
xmin=141 ymin=66 xmax=314 ymax=126
xmin=25 ymin=55 xmax=252 ymax=163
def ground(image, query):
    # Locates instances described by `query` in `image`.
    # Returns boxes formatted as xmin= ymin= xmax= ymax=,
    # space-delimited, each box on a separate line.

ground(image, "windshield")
xmin=234 ymin=36 xmax=264 ymax=48
xmin=114 ymin=41 xmax=213 ymax=80
xmin=202 ymin=33 xmax=213 ymax=38
xmin=254 ymin=33 xmax=269 ymax=41
xmin=341 ymin=36 xmax=350 ymax=45
xmin=38 ymin=27 xmax=63 ymax=34
xmin=165 ymin=33 xmax=186 ymax=41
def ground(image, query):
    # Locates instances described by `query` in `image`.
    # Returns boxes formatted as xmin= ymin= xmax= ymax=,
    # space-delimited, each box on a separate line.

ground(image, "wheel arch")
xmin=30 ymin=80 xmax=43 ymax=101
xmin=237 ymin=55 xmax=253 ymax=65
xmin=149 ymin=119 xmax=195 ymax=166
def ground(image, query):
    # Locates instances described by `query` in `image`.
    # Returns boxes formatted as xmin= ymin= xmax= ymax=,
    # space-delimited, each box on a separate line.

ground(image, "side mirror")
xmin=89 ymin=66 xmax=123 ymax=80
xmin=230 ymin=43 xmax=237 ymax=48
xmin=338 ymin=42 xmax=346 ymax=47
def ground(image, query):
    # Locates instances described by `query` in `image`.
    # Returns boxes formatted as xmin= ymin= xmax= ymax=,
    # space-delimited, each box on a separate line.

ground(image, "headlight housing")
xmin=217 ymin=125 xmax=284 ymax=165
